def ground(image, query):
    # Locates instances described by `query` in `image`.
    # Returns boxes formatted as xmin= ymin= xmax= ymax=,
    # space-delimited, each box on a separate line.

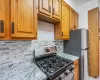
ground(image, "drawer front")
xmin=74 ymin=60 xmax=79 ymax=67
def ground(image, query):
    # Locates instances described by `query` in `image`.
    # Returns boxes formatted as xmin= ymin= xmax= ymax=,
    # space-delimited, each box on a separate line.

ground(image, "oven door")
xmin=64 ymin=70 xmax=74 ymax=80
xmin=54 ymin=70 xmax=74 ymax=80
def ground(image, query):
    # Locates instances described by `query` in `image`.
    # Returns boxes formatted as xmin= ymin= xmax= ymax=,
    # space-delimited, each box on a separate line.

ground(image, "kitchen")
xmin=0 ymin=0 xmax=99 ymax=80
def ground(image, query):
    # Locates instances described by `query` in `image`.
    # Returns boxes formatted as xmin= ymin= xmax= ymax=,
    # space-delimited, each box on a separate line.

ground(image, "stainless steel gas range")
xmin=35 ymin=53 xmax=74 ymax=80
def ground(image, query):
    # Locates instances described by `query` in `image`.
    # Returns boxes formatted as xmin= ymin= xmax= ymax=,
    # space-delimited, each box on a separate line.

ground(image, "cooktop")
xmin=35 ymin=53 xmax=73 ymax=80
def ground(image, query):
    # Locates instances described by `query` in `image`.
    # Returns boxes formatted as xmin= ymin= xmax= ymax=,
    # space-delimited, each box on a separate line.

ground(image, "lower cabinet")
xmin=74 ymin=66 xmax=79 ymax=80
xmin=74 ymin=60 xmax=79 ymax=80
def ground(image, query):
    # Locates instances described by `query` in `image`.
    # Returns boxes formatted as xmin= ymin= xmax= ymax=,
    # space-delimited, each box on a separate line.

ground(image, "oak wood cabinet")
xmin=61 ymin=1 xmax=70 ymax=39
xmin=70 ymin=8 xmax=75 ymax=30
xmin=0 ymin=0 xmax=8 ymax=38
xmin=0 ymin=0 xmax=37 ymax=40
xmin=70 ymin=8 xmax=78 ymax=30
xmin=38 ymin=0 xmax=61 ymax=23
xmin=38 ymin=0 xmax=52 ymax=17
xmin=0 ymin=0 xmax=78 ymax=40
xmin=54 ymin=1 xmax=78 ymax=40
xmin=75 ymin=12 xmax=78 ymax=29
xmin=11 ymin=0 xmax=36 ymax=38
xmin=74 ymin=60 xmax=79 ymax=80
xmin=74 ymin=66 xmax=79 ymax=80
xmin=52 ymin=0 xmax=61 ymax=20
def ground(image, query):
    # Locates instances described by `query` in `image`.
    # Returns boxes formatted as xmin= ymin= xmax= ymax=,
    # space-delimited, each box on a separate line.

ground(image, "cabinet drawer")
xmin=74 ymin=59 xmax=79 ymax=67
xmin=74 ymin=66 xmax=79 ymax=80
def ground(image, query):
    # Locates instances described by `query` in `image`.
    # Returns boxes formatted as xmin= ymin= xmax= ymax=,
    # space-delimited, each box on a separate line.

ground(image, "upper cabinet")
xmin=0 ymin=0 xmax=8 ymax=38
xmin=55 ymin=1 xmax=79 ymax=40
xmin=11 ymin=0 xmax=36 ymax=38
xmin=61 ymin=1 xmax=70 ymax=39
xmin=38 ymin=0 xmax=52 ymax=17
xmin=0 ymin=0 xmax=37 ymax=40
xmin=70 ymin=8 xmax=78 ymax=30
xmin=75 ymin=12 xmax=78 ymax=29
xmin=0 ymin=0 xmax=78 ymax=40
xmin=52 ymin=0 xmax=61 ymax=20
xmin=38 ymin=0 xmax=61 ymax=23
xmin=70 ymin=9 xmax=75 ymax=30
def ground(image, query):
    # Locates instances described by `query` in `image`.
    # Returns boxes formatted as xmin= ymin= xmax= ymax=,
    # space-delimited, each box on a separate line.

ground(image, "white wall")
xmin=38 ymin=21 xmax=54 ymax=40
xmin=77 ymin=0 xmax=98 ymax=29
xmin=64 ymin=0 xmax=78 ymax=12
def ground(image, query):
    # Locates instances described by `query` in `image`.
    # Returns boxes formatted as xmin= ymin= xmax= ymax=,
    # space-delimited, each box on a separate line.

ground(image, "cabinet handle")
xmin=74 ymin=25 xmax=76 ymax=29
xmin=53 ymin=8 xmax=55 ymax=15
xmin=0 ymin=20 xmax=4 ymax=33
xmin=36 ymin=32 xmax=37 ymax=36
xmin=49 ymin=6 xmax=51 ymax=13
xmin=12 ymin=22 xmax=14 ymax=34
xmin=62 ymin=32 xmax=63 ymax=36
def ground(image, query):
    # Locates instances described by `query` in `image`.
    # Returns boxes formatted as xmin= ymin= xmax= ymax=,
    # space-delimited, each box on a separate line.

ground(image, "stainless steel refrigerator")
xmin=64 ymin=29 xmax=89 ymax=80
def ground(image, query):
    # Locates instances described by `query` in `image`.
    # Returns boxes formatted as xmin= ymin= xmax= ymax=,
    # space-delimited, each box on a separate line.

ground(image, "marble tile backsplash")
xmin=0 ymin=40 xmax=63 ymax=80
xmin=0 ymin=40 xmax=63 ymax=65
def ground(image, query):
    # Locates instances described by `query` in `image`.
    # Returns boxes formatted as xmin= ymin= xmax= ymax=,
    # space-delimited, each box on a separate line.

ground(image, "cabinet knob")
xmin=36 ymin=32 xmax=37 ymax=36
xmin=64 ymin=72 xmax=68 ymax=76
xmin=49 ymin=6 xmax=51 ymax=13
xmin=53 ymin=8 xmax=55 ymax=15
xmin=0 ymin=20 xmax=4 ymax=33
xmin=62 ymin=32 xmax=63 ymax=36
xmin=74 ymin=25 xmax=76 ymax=29
xmin=12 ymin=22 xmax=14 ymax=34
xmin=69 ymin=67 xmax=74 ymax=72
xmin=58 ymin=77 xmax=62 ymax=80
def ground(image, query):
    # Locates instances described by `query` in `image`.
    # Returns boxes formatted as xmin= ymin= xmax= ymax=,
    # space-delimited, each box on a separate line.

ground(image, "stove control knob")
xmin=69 ymin=67 xmax=74 ymax=72
xmin=58 ymin=77 xmax=62 ymax=80
xmin=64 ymin=72 xmax=68 ymax=76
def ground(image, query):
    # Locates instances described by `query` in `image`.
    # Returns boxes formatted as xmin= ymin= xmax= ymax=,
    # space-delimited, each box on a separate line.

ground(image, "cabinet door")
xmin=52 ymin=0 xmax=61 ymax=20
xmin=0 ymin=0 xmax=8 ymax=38
xmin=70 ymin=9 xmax=75 ymax=30
xmin=39 ymin=0 xmax=52 ymax=16
xmin=88 ymin=8 xmax=99 ymax=77
xmin=62 ymin=2 xmax=70 ymax=39
xmin=11 ymin=0 xmax=36 ymax=38
xmin=74 ymin=12 xmax=78 ymax=29
xmin=74 ymin=66 xmax=79 ymax=80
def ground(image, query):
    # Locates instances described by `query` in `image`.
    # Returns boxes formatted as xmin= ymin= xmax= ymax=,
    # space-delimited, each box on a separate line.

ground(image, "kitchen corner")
xmin=57 ymin=53 xmax=79 ymax=62
xmin=0 ymin=0 xmax=99 ymax=80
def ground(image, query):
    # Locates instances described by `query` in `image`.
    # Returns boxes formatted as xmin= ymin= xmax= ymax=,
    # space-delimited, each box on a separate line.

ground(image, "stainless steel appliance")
xmin=35 ymin=53 xmax=74 ymax=80
xmin=64 ymin=29 xmax=89 ymax=80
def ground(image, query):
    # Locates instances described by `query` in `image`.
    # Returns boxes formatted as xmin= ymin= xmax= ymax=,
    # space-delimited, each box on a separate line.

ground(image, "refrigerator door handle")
xmin=85 ymin=47 xmax=89 ymax=50
xmin=81 ymin=47 xmax=89 ymax=50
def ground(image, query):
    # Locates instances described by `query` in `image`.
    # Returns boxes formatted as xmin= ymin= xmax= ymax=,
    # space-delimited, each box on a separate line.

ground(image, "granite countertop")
xmin=0 ymin=53 xmax=79 ymax=80
xmin=0 ymin=61 xmax=47 ymax=80
xmin=57 ymin=53 xmax=79 ymax=61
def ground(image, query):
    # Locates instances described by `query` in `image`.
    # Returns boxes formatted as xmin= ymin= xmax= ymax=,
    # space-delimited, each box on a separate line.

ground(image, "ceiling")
xmin=74 ymin=0 xmax=93 ymax=5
